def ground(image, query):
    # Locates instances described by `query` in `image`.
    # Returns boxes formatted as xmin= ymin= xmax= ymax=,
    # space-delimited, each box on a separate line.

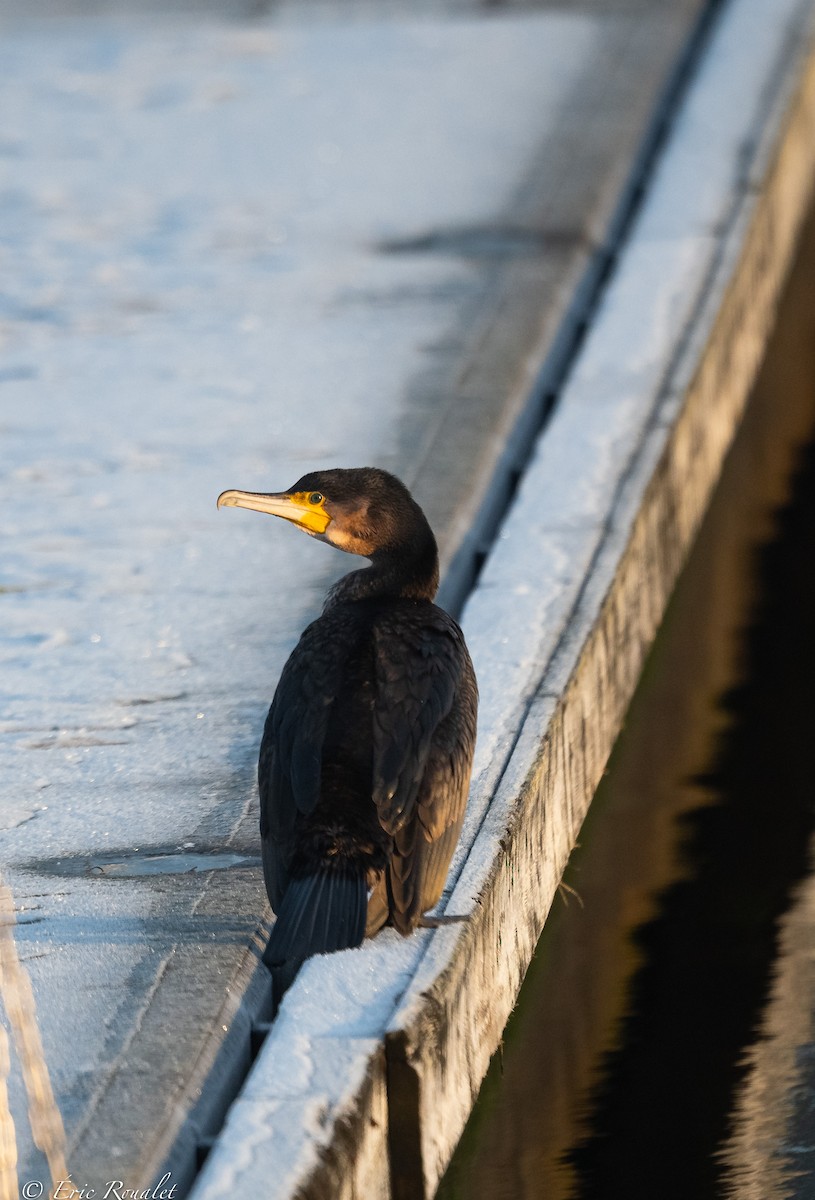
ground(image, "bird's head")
xmin=217 ymin=467 xmax=432 ymax=562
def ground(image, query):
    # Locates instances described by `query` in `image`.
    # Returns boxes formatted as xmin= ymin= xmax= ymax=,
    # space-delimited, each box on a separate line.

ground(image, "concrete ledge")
xmin=147 ymin=933 xmax=273 ymax=1197
xmin=190 ymin=0 xmax=815 ymax=1196
xmin=193 ymin=1035 xmax=389 ymax=1200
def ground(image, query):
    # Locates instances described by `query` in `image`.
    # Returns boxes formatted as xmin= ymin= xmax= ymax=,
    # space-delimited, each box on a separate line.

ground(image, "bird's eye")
xmin=308 ymin=492 xmax=324 ymax=505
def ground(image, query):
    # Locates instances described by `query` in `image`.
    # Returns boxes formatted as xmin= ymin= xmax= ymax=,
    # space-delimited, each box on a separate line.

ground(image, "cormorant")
xmin=217 ymin=467 xmax=477 ymax=991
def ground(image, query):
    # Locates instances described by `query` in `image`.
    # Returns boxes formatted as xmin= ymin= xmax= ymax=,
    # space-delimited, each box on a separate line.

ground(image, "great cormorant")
xmin=218 ymin=467 xmax=477 ymax=988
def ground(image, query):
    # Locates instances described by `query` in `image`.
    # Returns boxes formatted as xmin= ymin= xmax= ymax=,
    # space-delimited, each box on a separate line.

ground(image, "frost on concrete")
xmin=0 ymin=5 xmax=600 ymax=1185
xmin=192 ymin=0 xmax=815 ymax=1194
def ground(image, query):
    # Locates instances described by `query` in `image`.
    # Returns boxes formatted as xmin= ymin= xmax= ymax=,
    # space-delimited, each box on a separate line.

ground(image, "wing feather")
xmin=372 ymin=611 xmax=468 ymax=836
xmin=259 ymin=608 xmax=364 ymax=909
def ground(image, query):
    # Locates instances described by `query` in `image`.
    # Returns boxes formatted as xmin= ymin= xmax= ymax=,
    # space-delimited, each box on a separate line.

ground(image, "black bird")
xmin=218 ymin=467 xmax=477 ymax=989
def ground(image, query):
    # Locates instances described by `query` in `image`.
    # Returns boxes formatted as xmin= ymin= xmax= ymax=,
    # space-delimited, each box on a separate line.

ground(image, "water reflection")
xmin=439 ymin=204 xmax=815 ymax=1199
xmin=567 ymin=434 xmax=815 ymax=1199
xmin=721 ymin=866 xmax=815 ymax=1200
xmin=0 ymin=874 xmax=68 ymax=1200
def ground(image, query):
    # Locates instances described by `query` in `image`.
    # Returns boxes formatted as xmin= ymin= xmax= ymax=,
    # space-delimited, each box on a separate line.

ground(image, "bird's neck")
xmin=325 ymin=530 xmax=439 ymax=607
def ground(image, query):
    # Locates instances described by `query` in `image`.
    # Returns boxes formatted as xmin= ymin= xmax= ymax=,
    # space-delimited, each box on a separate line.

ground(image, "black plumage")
xmin=218 ymin=467 xmax=477 ymax=993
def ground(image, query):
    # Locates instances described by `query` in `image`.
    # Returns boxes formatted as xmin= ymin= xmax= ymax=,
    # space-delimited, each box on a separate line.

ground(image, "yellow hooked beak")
xmin=216 ymin=489 xmax=331 ymax=535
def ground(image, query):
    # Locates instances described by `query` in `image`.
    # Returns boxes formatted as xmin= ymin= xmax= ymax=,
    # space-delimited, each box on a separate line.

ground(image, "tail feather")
xmin=263 ymin=868 xmax=367 ymax=978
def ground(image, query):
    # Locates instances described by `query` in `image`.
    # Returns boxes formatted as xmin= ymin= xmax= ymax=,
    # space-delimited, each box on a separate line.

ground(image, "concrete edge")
xmin=385 ymin=4 xmax=815 ymax=1196
xmin=148 ymin=928 xmax=272 ymax=1193
xmin=187 ymin=1036 xmax=389 ymax=1200
xmin=434 ymin=0 xmax=726 ymax=619
xmin=187 ymin=1 xmax=815 ymax=1197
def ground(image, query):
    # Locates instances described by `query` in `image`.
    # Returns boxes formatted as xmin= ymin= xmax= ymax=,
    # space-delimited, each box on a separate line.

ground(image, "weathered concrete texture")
xmin=73 ymin=912 xmax=273 ymax=1199
xmin=195 ymin=1037 xmax=390 ymax=1200
xmin=188 ymin=0 xmax=815 ymax=1196
xmin=430 ymin=186 xmax=815 ymax=1193
xmin=0 ymin=0 xmax=699 ymax=19
xmin=385 ymin=4 xmax=815 ymax=1196
xmin=0 ymin=0 xmax=711 ymax=1193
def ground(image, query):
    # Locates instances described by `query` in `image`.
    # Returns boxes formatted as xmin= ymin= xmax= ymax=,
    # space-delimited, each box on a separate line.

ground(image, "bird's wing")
xmin=371 ymin=610 xmax=466 ymax=837
xmin=388 ymin=795 xmax=467 ymax=930
xmin=259 ymin=611 xmax=359 ymax=908
xmin=367 ymin=617 xmax=474 ymax=939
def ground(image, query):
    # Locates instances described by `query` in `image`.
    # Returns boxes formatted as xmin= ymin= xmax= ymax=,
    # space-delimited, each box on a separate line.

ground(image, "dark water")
xmin=438 ymin=203 xmax=815 ymax=1200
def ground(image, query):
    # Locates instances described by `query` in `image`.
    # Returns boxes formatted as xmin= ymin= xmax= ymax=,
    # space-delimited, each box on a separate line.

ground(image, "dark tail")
xmin=263 ymin=868 xmax=367 ymax=1001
